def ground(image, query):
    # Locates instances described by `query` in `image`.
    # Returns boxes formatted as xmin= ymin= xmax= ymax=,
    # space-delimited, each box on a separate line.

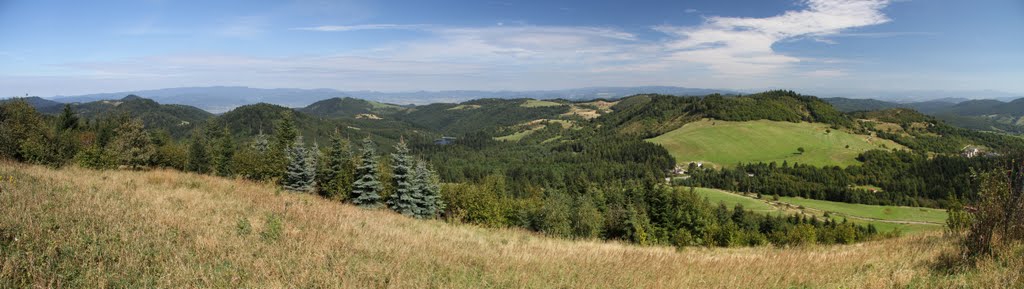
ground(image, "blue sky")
xmin=1 ymin=0 xmax=1022 ymax=98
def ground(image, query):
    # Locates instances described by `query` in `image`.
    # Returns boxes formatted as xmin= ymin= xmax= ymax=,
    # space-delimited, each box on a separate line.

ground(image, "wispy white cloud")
xmin=654 ymin=0 xmax=892 ymax=74
xmin=32 ymin=0 xmax=905 ymax=94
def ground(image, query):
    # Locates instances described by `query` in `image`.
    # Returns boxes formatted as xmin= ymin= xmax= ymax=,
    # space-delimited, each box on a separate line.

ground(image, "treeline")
xmin=412 ymin=128 xmax=675 ymax=197
xmin=0 ymin=100 xmax=444 ymax=219
xmin=442 ymin=179 xmax=881 ymax=247
xmin=680 ymin=149 xmax=1011 ymax=208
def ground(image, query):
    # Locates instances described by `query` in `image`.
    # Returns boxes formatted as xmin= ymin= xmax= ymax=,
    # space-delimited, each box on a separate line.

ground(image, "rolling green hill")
xmin=68 ymin=95 xmax=213 ymax=138
xmin=649 ymin=119 xmax=903 ymax=168
xmin=298 ymin=97 xmax=406 ymax=119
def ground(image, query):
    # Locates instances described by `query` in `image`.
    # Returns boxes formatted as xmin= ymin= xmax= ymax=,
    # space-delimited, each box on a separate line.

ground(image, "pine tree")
xmin=387 ymin=139 xmax=416 ymax=216
xmin=186 ymin=133 xmax=209 ymax=173
xmin=109 ymin=118 xmax=155 ymax=169
xmin=350 ymin=137 xmax=383 ymax=207
xmin=318 ymin=130 xmax=354 ymax=200
xmin=213 ymin=127 xmax=234 ymax=177
xmin=282 ymin=137 xmax=316 ymax=192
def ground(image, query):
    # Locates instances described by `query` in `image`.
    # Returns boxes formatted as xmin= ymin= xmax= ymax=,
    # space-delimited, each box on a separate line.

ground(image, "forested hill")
xmin=57 ymin=95 xmax=214 ymax=138
xmin=298 ymin=97 xmax=407 ymax=119
xmin=393 ymin=98 xmax=572 ymax=135
xmin=599 ymin=90 xmax=851 ymax=138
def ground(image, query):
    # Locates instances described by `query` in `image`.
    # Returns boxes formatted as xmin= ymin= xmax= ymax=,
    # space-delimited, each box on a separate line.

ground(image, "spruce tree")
xmin=213 ymin=127 xmax=234 ymax=177
xmin=109 ymin=118 xmax=155 ymax=169
xmin=387 ymin=139 xmax=416 ymax=216
xmin=57 ymin=104 xmax=78 ymax=131
xmin=411 ymin=161 xmax=444 ymax=218
xmin=319 ymin=131 xmax=353 ymax=200
xmin=282 ymin=137 xmax=315 ymax=192
xmin=350 ymin=137 xmax=383 ymax=207
xmin=186 ymin=133 xmax=209 ymax=173
xmin=273 ymin=110 xmax=298 ymax=151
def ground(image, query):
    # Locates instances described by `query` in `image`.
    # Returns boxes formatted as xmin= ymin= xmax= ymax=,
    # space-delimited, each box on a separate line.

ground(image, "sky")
xmin=0 ymin=0 xmax=1022 ymax=98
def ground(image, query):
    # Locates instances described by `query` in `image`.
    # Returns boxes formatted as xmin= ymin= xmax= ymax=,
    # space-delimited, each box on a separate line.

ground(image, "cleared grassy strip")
xmin=520 ymin=99 xmax=564 ymax=107
xmin=691 ymin=187 xmax=776 ymax=213
xmin=687 ymin=187 xmax=944 ymax=234
xmin=780 ymin=197 xmax=947 ymax=224
xmin=649 ymin=119 xmax=904 ymax=168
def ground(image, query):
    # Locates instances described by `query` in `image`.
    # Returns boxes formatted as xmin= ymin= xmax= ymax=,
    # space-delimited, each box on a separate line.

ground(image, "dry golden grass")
xmin=1 ymin=162 xmax=1020 ymax=288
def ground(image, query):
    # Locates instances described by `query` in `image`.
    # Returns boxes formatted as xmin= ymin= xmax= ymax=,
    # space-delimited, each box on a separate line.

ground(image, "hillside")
xmin=299 ymin=97 xmax=407 ymax=119
xmin=0 ymin=96 xmax=63 ymax=112
xmin=395 ymin=98 xmax=571 ymax=135
xmin=63 ymin=95 xmax=213 ymax=138
xmin=649 ymin=119 xmax=903 ymax=168
xmin=3 ymin=163 xmax=1019 ymax=288
xmin=216 ymin=103 xmax=421 ymax=148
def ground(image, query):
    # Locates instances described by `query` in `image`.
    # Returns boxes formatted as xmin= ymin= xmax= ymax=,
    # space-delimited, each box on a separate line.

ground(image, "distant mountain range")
xmin=825 ymin=97 xmax=1024 ymax=133
xmin=47 ymin=86 xmax=738 ymax=113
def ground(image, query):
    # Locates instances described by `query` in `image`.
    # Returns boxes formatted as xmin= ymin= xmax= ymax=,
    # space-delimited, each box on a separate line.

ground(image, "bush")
xmin=959 ymin=168 xmax=1024 ymax=263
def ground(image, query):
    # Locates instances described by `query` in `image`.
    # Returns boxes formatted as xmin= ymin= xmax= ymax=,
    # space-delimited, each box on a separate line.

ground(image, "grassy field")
xmin=520 ymin=99 xmax=563 ymax=107
xmin=649 ymin=119 xmax=904 ymax=168
xmin=692 ymin=187 xmax=776 ymax=213
xmin=1 ymin=163 xmax=1020 ymax=288
xmin=688 ymin=187 xmax=944 ymax=234
xmin=780 ymin=196 xmax=948 ymax=224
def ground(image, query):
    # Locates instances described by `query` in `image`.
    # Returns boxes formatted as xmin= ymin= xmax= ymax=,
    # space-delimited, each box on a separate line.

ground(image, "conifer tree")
xmin=273 ymin=110 xmax=298 ymax=151
xmin=213 ymin=127 xmax=234 ymax=177
xmin=282 ymin=137 xmax=316 ymax=192
xmin=57 ymin=104 xmax=78 ymax=131
xmin=411 ymin=161 xmax=444 ymax=218
xmin=350 ymin=137 xmax=383 ymax=207
xmin=109 ymin=118 xmax=155 ymax=169
xmin=186 ymin=133 xmax=209 ymax=173
xmin=387 ymin=139 xmax=416 ymax=216
xmin=318 ymin=130 xmax=354 ymax=200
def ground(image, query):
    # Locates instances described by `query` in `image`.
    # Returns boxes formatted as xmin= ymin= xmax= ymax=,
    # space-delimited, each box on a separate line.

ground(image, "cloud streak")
xmin=654 ymin=0 xmax=891 ymax=74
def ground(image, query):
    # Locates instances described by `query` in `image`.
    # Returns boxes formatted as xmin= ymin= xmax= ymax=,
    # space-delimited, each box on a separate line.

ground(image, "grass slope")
xmin=779 ymin=197 xmax=948 ymax=224
xmin=649 ymin=119 xmax=903 ymax=168
xmin=689 ymin=187 xmax=944 ymax=234
xmin=1 ymin=163 xmax=1019 ymax=288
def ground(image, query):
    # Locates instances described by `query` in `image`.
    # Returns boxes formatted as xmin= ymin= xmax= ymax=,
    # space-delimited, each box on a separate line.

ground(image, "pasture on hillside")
xmin=649 ymin=119 xmax=904 ymax=168
xmin=690 ymin=187 xmax=944 ymax=234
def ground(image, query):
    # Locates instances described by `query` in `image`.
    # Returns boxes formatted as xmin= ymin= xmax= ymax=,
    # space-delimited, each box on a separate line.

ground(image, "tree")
xmin=282 ymin=137 xmax=316 ymax=192
xmin=411 ymin=161 xmax=444 ymax=219
xmin=108 ymin=118 xmax=155 ymax=169
xmin=0 ymin=100 xmax=46 ymax=161
xmin=57 ymin=104 xmax=79 ymax=131
xmin=232 ymin=132 xmax=277 ymax=181
xmin=273 ymin=110 xmax=298 ymax=151
xmin=387 ymin=139 xmax=417 ymax=216
xmin=212 ymin=127 xmax=234 ymax=177
xmin=318 ymin=131 xmax=354 ymax=200
xmin=797 ymin=147 xmax=805 ymax=154
xmin=186 ymin=133 xmax=209 ymax=173
xmin=350 ymin=138 xmax=383 ymax=207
